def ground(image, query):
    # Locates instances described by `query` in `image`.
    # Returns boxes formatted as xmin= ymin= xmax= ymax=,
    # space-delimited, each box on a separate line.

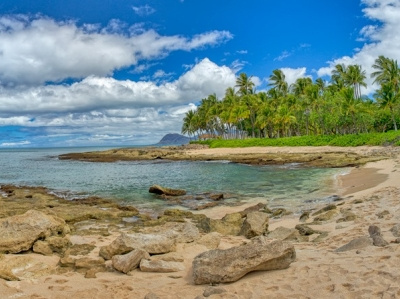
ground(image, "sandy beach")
xmin=1 ymin=146 xmax=400 ymax=298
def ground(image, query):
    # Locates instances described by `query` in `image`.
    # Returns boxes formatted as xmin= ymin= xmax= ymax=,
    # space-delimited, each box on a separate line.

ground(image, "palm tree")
xmin=181 ymin=109 xmax=198 ymax=139
xmin=374 ymin=83 xmax=399 ymax=131
xmin=268 ymin=69 xmax=288 ymax=96
xmin=235 ymin=73 xmax=255 ymax=96
xmin=344 ymin=65 xmax=367 ymax=99
xmin=371 ymin=56 xmax=400 ymax=91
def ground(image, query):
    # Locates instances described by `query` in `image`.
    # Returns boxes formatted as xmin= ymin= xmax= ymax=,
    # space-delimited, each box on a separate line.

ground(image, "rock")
xmin=208 ymin=213 xmax=244 ymax=236
xmin=140 ymin=259 xmax=185 ymax=273
xmin=312 ymin=204 xmax=336 ymax=216
xmin=376 ymin=210 xmax=390 ymax=219
xmin=267 ymin=227 xmax=300 ymax=241
xmin=271 ymin=208 xmax=291 ymax=219
xmin=112 ymin=249 xmax=150 ymax=274
xmin=192 ymin=237 xmax=296 ymax=284
xmin=203 ymin=286 xmax=227 ymax=297
xmin=141 ymin=222 xmax=200 ymax=244
xmin=33 ymin=241 xmax=53 ymax=256
xmin=0 ymin=254 xmax=60 ymax=281
xmin=313 ymin=210 xmax=338 ymax=222
xmin=0 ymin=210 xmax=69 ymax=254
xmin=150 ymin=252 xmax=184 ymax=262
xmin=99 ymin=233 xmax=176 ymax=260
xmin=295 ymin=224 xmax=318 ymax=236
xmin=239 ymin=212 xmax=269 ymax=239
xmin=368 ymin=225 xmax=388 ymax=247
xmin=336 ymin=210 xmax=357 ymax=223
xmin=75 ymin=257 xmax=105 ymax=269
xmin=335 ymin=236 xmax=373 ymax=252
xmin=196 ymin=232 xmax=221 ymax=249
xmin=149 ymin=185 xmax=186 ymax=196
xmin=390 ymin=223 xmax=400 ymax=237
xmin=195 ymin=202 xmax=218 ymax=210
xmin=239 ymin=203 xmax=267 ymax=217
xmin=209 ymin=194 xmax=224 ymax=201
xmin=144 ymin=292 xmax=160 ymax=299
xmin=299 ymin=211 xmax=310 ymax=222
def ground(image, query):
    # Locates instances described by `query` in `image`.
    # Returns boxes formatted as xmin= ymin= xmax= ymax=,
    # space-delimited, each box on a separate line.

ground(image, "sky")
xmin=0 ymin=0 xmax=399 ymax=147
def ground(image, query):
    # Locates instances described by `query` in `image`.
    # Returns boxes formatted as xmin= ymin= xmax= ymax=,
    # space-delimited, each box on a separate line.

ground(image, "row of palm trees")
xmin=181 ymin=55 xmax=400 ymax=140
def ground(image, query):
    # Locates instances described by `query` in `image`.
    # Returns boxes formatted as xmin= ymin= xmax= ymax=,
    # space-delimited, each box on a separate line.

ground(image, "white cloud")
xmin=132 ymin=5 xmax=156 ymax=17
xmin=317 ymin=0 xmax=400 ymax=95
xmin=274 ymin=50 xmax=291 ymax=62
xmin=0 ymin=15 xmax=233 ymax=86
xmin=281 ymin=67 xmax=308 ymax=87
xmin=0 ymin=58 xmax=236 ymax=145
xmin=1 ymin=141 xmax=31 ymax=147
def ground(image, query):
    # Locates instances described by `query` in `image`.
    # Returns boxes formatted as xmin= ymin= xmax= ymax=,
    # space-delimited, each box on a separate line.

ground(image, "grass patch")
xmin=192 ymin=131 xmax=400 ymax=148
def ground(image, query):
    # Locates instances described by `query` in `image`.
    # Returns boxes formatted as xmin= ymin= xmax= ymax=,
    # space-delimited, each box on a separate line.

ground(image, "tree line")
xmin=181 ymin=55 xmax=400 ymax=140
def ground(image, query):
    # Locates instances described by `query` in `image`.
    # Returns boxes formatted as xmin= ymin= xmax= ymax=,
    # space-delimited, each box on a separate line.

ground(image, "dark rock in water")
xmin=156 ymin=133 xmax=190 ymax=145
xmin=209 ymin=193 xmax=224 ymax=201
xmin=149 ymin=185 xmax=186 ymax=196
xmin=192 ymin=237 xmax=296 ymax=284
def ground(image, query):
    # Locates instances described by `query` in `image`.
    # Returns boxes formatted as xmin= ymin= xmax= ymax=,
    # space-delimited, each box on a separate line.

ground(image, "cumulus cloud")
xmin=0 ymin=15 xmax=233 ymax=86
xmin=317 ymin=0 xmax=400 ymax=94
xmin=0 ymin=58 xmax=236 ymax=145
xmin=281 ymin=67 xmax=308 ymax=87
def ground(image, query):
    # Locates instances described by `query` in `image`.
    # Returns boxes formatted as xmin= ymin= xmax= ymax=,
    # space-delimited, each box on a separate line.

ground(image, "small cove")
xmin=0 ymin=147 xmax=348 ymax=215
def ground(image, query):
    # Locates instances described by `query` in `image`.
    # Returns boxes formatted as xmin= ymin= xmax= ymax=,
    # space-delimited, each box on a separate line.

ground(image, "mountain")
xmin=156 ymin=133 xmax=191 ymax=145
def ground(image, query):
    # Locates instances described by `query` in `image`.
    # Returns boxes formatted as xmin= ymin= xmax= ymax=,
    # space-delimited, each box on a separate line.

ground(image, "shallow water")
xmin=0 ymin=147 xmax=347 ymax=214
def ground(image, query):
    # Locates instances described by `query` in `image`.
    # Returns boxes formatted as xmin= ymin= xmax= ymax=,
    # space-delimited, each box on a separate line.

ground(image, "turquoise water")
xmin=0 ymin=147 xmax=346 ymax=214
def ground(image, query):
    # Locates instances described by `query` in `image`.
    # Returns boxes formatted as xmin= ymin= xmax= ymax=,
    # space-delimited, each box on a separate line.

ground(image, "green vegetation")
xmin=181 ymin=55 xmax=400 ymax=143
xmin=194 ymin=131 xmax=400 ymax=148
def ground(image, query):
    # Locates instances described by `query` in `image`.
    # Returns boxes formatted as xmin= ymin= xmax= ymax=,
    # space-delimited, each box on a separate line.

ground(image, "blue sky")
xmin=0 ymin=0 xmax=398 ymax=147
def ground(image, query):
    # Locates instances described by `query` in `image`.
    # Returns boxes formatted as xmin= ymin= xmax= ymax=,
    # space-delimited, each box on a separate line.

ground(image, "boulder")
xmin=267 ymin=227 xmax=300 ymax=241
xmin=150 ymin=252 xmax=184 ymax=262
xmin=149 ymin=185 xmax=186 ymax=196
xmin=99 ymin=233 xmax=176 ymax=260
xmin=140 ymin=259 xmax=185 ymax=273
xmin=192 ymin=237 xmax=296 ymax=284
xmin=196 ymin=232 xmax=221 ymax=249
xmin=295 ymin=224 xmax=318 ymax=236
xmin=239 ymin=212 xmax=269 ymax=239
xmin=209 ymin=213 xmax=244 ymax=236
xmin=112 ymin=249 xmax=150 ymax=274
xmin=335 ymin=236 xmax=373 ymax=252
xmin=368 ymin=225 xmax=388 ymax=247
xmin=0 ymin=210 xmax=69 ymax=254
xmin=390 ymin=223 xmax=400 ymax=237
xmin=140 ymin=222 xmax=200 ymax=244
xmin=239 ymin=203 xmax=267 ymax=217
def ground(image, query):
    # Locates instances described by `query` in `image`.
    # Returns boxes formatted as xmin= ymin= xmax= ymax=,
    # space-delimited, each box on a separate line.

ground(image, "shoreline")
xmin=1 ymin=146 xmax=400 ymax=298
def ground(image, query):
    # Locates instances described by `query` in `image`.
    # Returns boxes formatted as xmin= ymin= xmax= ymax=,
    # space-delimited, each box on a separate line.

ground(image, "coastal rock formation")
xmin=141 ymin=222 xmax=200 ymax=244
xmin=149 ymin=185 xmax=187 ymax=196
xmin=99 ymin=233 xmax=176 ymax=260
xmin=368 ymin=225 xmax=389 ymax=247
xmin=239 ymin=211 xmax=269 ymax=238
xmin=192 ymin=237 xmax=296 ymax=284
xmin=335 ymin=236 xmax=373 ymax=252
xmin=0 ymin=210 xmax=69 ymax=254
xmin=112 ymin=249 xmax=150 ymax=274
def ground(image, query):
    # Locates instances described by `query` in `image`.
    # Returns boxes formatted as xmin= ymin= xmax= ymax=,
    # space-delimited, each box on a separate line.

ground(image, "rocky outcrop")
xmin=99 ymin=233 xmax=176 ymax=260
xmin=239 ymin=211 xmax=269 ymax=238
xmin=196 ymin=232 xmax=221 ymax=249
xmin=192 ymin=237 xmax=296 ymax=284
xmin=112 ymin=249 xmax=150 ymax=274
xmin=149 ymin=185 xmax=187 ymax=196
xmin=141 ymin=222 xmax=200 ymax=244
xmin=0 ymin=210 xmax=69 ymax=254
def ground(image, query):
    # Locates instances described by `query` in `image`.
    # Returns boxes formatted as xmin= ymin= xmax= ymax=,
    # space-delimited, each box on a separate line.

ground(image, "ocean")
xmin=0 ymin=147 xmax=347 ymax=214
